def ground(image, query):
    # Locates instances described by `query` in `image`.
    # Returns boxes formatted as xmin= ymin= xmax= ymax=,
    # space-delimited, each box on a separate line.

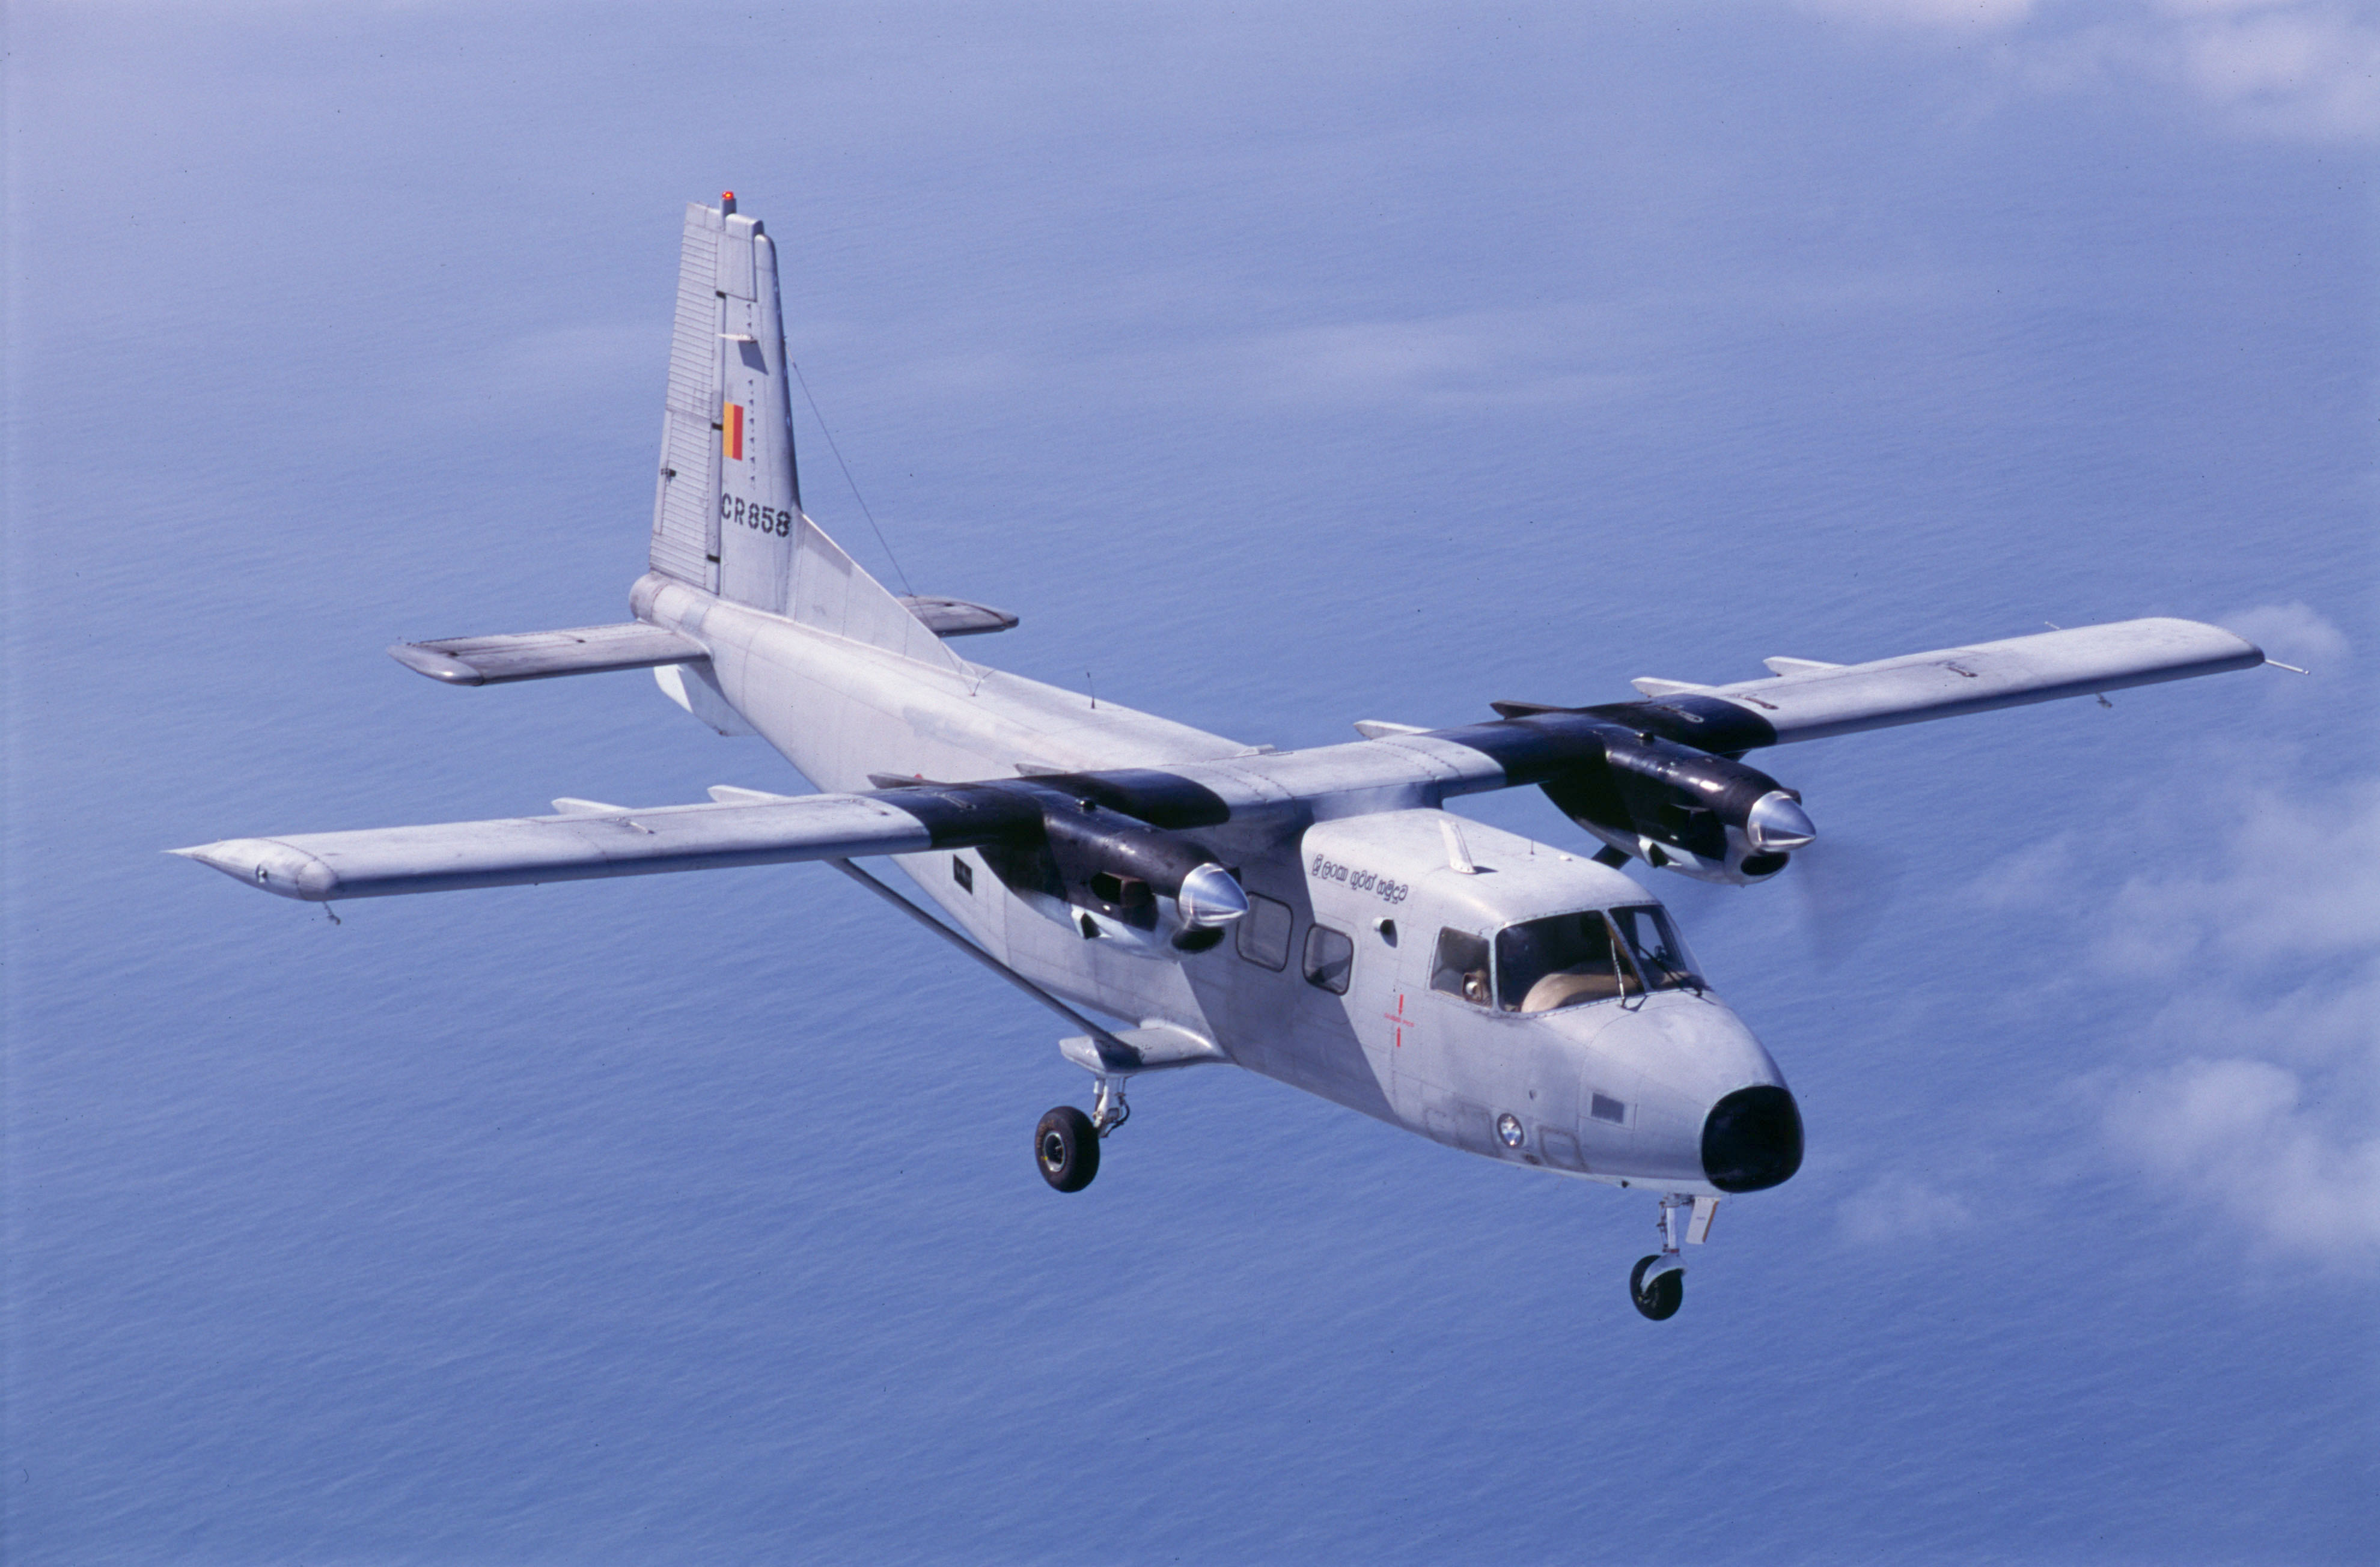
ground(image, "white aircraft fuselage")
xmin=634 ymin=571 xmax=1787 ymax=1199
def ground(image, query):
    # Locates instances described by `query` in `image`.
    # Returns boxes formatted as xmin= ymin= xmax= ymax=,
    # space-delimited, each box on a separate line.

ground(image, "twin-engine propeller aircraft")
xmin=176 ymin=195 xmax=2271 ymax=1318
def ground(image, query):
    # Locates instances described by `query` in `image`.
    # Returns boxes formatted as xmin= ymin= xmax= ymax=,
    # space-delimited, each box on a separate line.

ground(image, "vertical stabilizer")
xmin=648 ymin=195 xmax=957 ymax=670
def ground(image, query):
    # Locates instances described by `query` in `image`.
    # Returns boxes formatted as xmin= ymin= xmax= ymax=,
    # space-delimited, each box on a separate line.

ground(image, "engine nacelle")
xmin=1542 ymin=729 xmax=1814 ymax=886
xmin=981 ymin=794 xmax=1248 ymax=957
xmin=1567 ymin=816 xmax=1796 ymax=885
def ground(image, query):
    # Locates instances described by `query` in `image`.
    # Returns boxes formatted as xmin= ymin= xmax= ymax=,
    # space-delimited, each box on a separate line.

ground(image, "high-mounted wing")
xmin=169 ymin=776 xmax=1251 ymax=942
xmin=1434 ymin=615 xmax=2269 ymax=883
xmin=171 ymin=788 xmax=1034 ymax=902
xmin=178 ymin=616 xmax=2265 ymax=905
xmin=1617 ymin=618 xmax=2262 ymax=744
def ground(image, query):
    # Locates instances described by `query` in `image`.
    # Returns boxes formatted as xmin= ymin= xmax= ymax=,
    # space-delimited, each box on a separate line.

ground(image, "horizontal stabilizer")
xmin=171 ymin=791 xmax=948 ymax=901
xmin=391 ymin=623 xmax=709 ymax=686
xmin=899 ymin=596 xmax=1019 ymax=638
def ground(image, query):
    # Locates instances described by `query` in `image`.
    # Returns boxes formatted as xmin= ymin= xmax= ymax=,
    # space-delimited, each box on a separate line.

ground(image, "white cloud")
xmin=2087 ymin=780 xmax=2380 ymax=1268
xmin=2042 ymin=604 xmax=2380 ymax=1270
xmin=1040 ymin=267 xmax=1981 ymax=415
xmin=2218 ymin=600 xmax=2353 ymax=675
xmin=1837 ymin=1175 xmax=1979 ymax=1246
xmin=2105 ymin=1058 xmax=2380 ymax=1263
xmin=997 ymin=305 xmax=1646 ymax=415
xmin=1793 ymin=0 xmax=2380 ymax=140
xmin=1231 ymin=312 xmax=1635 ymax=409
xmin=1798 ymin=0 xmax=2040 ymax=29
xmin=2159 ymin=2 xmax=2380 ymax=136
xmin=2092 ymin=778 xmax=2380 ymax=982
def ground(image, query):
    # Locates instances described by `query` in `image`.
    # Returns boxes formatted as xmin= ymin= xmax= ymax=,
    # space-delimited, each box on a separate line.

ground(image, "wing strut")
xmin=824 ymin=859 xmax=1144 ymax=1072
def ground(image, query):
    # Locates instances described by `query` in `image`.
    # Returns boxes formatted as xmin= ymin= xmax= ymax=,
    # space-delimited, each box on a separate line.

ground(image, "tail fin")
xmin=647 ymin=195 xmax=957 ymax=669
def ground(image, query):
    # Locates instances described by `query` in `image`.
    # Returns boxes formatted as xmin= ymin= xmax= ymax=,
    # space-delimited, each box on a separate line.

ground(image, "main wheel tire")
xmin=1629 ymin=1255 xmax=1683 ymax=1321
xmin=1034 ymin=1106 xmax=1100 ymax=1193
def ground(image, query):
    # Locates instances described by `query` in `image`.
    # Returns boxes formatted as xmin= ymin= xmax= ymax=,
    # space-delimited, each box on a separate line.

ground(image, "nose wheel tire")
xmin=1034 ymin=1106 xmax=1100 ymax=1193
xmin=1630 ymin=1255 xmax=1683 ymax=1320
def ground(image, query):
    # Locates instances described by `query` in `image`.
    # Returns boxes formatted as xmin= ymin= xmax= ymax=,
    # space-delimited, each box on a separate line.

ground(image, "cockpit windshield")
xmin=1496 ymin=912 xmax=1627 ymax=1012
xmin=1494 ymin=904 xmax=1703 ymax=1013
xmin=1610 ymin=905 xmax=1702 ymax=993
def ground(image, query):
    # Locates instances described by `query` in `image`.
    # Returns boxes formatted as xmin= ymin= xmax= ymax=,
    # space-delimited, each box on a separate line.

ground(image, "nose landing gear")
xmin=1629 ymin=1254 xmax=1683 ymax=1319
xmin=1630 ymin=1191 xmax=1718 ymax=1319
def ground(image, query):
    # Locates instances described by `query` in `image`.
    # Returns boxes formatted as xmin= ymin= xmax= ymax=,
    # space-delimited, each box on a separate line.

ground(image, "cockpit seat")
xmin=1520 ymin=968 xmax=1625 ymax=1012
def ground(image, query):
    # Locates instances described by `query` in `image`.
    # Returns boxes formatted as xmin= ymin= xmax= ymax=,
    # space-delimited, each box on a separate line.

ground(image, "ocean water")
xmin=6 ymin=5 xmax=2375 ymax=1563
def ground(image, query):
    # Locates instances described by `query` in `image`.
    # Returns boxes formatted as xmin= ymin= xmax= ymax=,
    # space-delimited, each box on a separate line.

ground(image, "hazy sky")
xmin=7 ymin=4 xmax=2375 ymax=1563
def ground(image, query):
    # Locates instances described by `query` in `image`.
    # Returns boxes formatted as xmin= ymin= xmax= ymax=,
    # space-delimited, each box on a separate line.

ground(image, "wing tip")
xmin=167 ymin=838 xmax=334 ymax=900
xmin=387 ymin=643 xmax=485 ymax=685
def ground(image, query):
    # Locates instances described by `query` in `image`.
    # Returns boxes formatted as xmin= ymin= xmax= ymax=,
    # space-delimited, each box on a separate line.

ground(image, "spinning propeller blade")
xmin=1783 ymin=833 xmax=1906 ymax=970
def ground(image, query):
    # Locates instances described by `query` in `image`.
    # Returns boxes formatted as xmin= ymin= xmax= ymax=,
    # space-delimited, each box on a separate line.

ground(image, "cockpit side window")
xmin=1430 ymin=928 xmax=1493 ymax=1007
xmin=1495 ymin=911 xmax=1631 ymax=1013
xmin=1610 ymin=905 xmax=1703 ymax=992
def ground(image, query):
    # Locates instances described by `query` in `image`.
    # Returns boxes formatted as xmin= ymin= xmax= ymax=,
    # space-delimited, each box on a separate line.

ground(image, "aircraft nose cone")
xmin=1701 ymin=1085 xmax=1803 ymax=1192
xmin=1745 ymin=791 xmax=1816 ymax=853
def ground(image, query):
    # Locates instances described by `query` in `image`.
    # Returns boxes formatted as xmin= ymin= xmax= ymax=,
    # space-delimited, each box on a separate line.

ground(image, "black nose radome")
xmin=1701 ymin=1086 xmax=1803 ymax=1193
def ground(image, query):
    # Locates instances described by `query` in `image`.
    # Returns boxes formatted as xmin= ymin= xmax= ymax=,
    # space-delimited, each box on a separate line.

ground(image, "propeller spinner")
xmin=1745 ymin=790 xmax=1817 ymax=853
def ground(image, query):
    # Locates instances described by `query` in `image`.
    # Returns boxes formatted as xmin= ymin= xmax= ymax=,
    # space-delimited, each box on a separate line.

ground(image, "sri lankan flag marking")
xmin=722 ymin=401 xmax=745 ymax=461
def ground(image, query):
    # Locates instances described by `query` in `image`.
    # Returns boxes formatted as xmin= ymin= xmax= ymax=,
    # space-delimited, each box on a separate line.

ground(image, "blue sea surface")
xmin=7 ymin=5 xmax=2375 ymax=1563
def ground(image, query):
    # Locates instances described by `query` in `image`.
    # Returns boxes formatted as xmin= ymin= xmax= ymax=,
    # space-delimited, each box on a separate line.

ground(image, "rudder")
xmin=647 ymin=195 xmax=955 ymax=669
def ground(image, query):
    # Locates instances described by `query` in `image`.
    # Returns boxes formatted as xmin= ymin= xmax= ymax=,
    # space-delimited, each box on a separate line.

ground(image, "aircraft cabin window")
xmin=1431 ymin=929 xmax=1493 ymax=1007
xmin=1609 ymin=905 xmax=1703 ymax=993
xmin=1495 ymin=911 xmax=1633 ymax=1013
xmin=1302 ymin=924 xmax=1354 ymax=994
xmin=1235 ymin=892 xmax=1295 ymax=972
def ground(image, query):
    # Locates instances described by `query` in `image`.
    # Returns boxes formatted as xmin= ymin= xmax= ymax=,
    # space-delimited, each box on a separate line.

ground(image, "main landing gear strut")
xmin=1631 ymin=1192 xmax=1718 ymax=1320
xmin=814 ymin=857 xmax=1165 ymax=1198
xmin=820 ymin=856 xmax=1223 ymax=1197
xmin=1035 ymin=1021 xmax=1226 ymax=1192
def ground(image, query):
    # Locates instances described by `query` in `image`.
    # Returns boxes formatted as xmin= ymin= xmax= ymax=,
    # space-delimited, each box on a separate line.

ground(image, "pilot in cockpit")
xmin=1430 ymin=905 xmax=1706 ymax=1015
xmin=1433 ymin=905 xmax=1702 ymax=1014
xmin=1430 ymin=928 xmax=1495 ymax=1006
